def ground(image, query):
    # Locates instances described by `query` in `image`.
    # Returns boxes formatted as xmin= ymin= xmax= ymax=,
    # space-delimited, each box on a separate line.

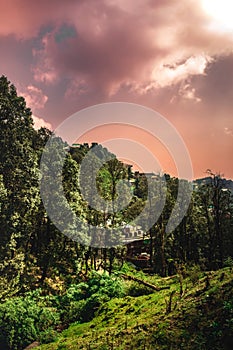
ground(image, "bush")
xmin=62 ymin=299 xmax=86 ymax=325
xmin=62 ymin=283 xmax=89 ymax=303
xmin=82 ymin=293 xmax=110 ymax=322
xmin=60 ymin=273 xmax=125 ymax=323
xmin=0 ymin=273 xmax=126 ymax=349
xmin=0 ymin=294 xmax=60 ymax=350
xmin=38 ymin=327 xmax=59 ymax=344
xmin=86 ymin=272 xmax=125 ymax=299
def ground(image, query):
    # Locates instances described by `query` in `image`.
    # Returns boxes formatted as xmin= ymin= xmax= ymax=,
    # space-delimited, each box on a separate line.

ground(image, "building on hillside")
xmin=122 ymin=224 xmax=151 ymax=258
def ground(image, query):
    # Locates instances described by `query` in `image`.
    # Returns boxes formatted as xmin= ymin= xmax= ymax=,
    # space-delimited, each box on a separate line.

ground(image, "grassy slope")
xmin=36 ymin=268 xmax=233 ymax=350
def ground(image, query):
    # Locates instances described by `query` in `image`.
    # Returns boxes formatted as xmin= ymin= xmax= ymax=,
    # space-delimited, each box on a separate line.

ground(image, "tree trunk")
xmin=121 ymin=273 xmax=170 ymax=291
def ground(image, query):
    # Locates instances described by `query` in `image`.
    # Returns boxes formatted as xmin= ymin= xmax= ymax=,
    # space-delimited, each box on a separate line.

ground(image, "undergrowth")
xmin=34 ymin=266 xmax=233 ymax=350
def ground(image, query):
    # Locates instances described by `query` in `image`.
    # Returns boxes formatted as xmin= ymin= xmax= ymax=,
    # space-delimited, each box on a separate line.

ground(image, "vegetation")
xmin=0 ymin=75 xmax=232 ymax=349
xmin=35 ymin=267 xmax=232 ymax=350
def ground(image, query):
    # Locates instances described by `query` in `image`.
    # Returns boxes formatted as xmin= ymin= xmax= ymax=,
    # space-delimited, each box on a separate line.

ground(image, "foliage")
xmin=0 ymin=76 xmax=233 ymax=349
xmin=60 ymin=273 xmax=125 ymax=324
xmin=36 ymin=268 xmax=233 ymax=350
xmin=0 ymin=293 xmax=60 ymax=350
xmin=0 ymin=273 xmax=125 ymax=349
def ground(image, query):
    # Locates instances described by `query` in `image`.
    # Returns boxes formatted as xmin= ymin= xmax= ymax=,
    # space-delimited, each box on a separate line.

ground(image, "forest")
xmin=0 ymin=75 xmax=232 ymax=350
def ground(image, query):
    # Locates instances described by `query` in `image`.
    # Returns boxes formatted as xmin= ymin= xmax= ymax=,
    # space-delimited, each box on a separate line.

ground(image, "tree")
xmin=198 ymin=171 xmax=233 ymax=268
xmin=0 ymin=76 xmax=40 ymax=295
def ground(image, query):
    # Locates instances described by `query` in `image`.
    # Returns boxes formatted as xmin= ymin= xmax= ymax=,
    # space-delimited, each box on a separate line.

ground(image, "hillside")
xmin=35 ymin=267 xmax=233 ymax=350
xmin=0 ymin=77 xmax=232 ymax=350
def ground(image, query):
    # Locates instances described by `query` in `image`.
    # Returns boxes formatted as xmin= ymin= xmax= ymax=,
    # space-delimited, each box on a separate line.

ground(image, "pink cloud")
xmin=224 ymin=127 xmax=233 ymax=137
xmin=151 ymin=55 xmax=212 ymax=88
xmin=170 ymin=82 xmax=201 ymax=103
xmin=29 ymin=0 xmax=233 ymax=99
xmin=1 ymin=0 xmax=231 ymax=100
xmin=0 ymin=0 xmax=233 ymax=178
xmin=0 ymin=0 xmax=78 ymax=39
xmin=21 ymin=85 xmax=48 ymax=110
xmin=32 ymin=115 xmax=52 ymax=130
xmin=33 ymin=68 xmax=58 ymax=85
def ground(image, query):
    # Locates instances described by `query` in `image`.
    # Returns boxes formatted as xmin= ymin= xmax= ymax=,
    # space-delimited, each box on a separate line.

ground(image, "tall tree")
xmin=198 ymin=171 xmax=233 ymax=268
xmin=0 ymin=76 xmax=40 ymax=295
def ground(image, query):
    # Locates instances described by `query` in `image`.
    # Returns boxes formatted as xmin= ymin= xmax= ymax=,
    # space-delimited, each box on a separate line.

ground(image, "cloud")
xmin=65 ymin=79 xmax=89 ymax=99
xmin=1 ymin=0 xmax=232 ymax=99
xmin=191 ymin=53 xmax=233 ymax=113
xmin=0 ymin=0 xmax=79 ymax=39
xmin=33 ymin=67 xmax=58 ymax=85
xmin=170 ymin=82 xmax=201 ymax=103
xmin=32 ymin=115 xmax=52 ymax=130
xmin=179 ymin=85 xmax=201 ymax=103
xmin=1 ymin=0 xmax=233 ymax=178
xmin=28 ymin=0 xmax=233 ymax=99
xmin=151 ymin=55 xmax=212 ymax=88
xmin=31 ymin=15 xmax=159 ymax=93
xmin=224 ymin=127 xmax=233 ymax=137
xmin=21 ymin=85 xmax=48 ymax=110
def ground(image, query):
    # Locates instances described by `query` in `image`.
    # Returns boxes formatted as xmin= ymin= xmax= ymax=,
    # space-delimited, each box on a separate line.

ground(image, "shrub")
xmin=86 ymin=272 xmax=125 ymax=299
xmin=62 ymin=299 xmax=86 ymax=325
xmin=0 ymin=294 xmax=60 ymax=350
xmin=0 ymin=273 xmax=126 ymax=349
xmin=62 ymin=283 xmax=89 ymax=303
xmin=60 ymin=273 xmax=125 ymax=323
xmin=82 ymin=293 xmax=110 ymax=322
xmin=59 ymin=274 xmax=124 ymax=323
xmin=38 ymin=327 xmax=59 ymax=344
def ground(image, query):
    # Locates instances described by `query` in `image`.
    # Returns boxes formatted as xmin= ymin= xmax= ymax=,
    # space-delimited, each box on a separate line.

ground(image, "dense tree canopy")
xmin=0 ymin=76 xmax=232 ymax=300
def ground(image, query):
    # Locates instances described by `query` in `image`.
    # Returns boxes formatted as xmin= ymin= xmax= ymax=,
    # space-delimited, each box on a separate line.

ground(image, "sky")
xmin=0 ymin=0 xmax=233 ymax=179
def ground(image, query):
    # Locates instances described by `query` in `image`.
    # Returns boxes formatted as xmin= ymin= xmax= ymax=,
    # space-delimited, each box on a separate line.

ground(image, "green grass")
xmin=36 ymin=267 xmax=233 ymax=350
